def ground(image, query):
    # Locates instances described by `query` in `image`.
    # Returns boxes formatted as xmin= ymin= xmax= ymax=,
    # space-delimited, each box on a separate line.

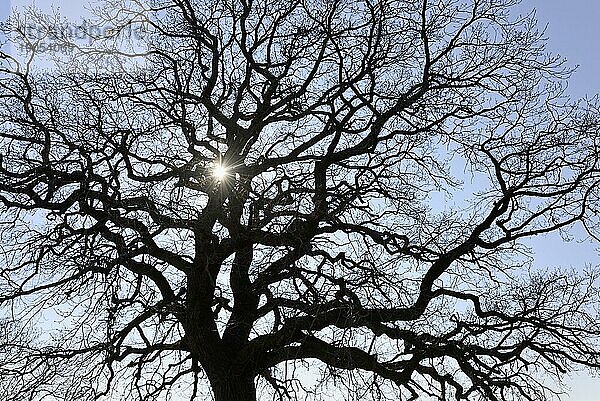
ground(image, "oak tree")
xmin=1 ymin=0 xmax=600 ymax=400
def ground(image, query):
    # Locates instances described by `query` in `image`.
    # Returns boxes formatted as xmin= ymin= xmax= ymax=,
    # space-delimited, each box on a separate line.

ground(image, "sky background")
xmin=1 ymin=0 xmax=600 ymax=399
xmin=514 ymin=2 xmax=600 ymax=398
xmin=523 ymin=2 xmax=600 ymax=399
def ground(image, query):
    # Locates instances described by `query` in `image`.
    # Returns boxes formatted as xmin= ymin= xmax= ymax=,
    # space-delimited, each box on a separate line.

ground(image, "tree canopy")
xmin=1 ymin=0 xmax=600 ymax=400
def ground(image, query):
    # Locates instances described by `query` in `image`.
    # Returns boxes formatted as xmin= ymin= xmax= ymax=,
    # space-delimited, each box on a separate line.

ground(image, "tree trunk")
xmin=211 ymin=375 xmax=257 ymax=401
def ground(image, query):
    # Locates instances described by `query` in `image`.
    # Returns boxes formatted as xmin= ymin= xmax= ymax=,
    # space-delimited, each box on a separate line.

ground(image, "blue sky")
xmin=527 ymin=0 xmax=600 ymax=100
xmin=0 ymin=1 xmax=8 ymax=50
xmin=1 ymin=0 xmax=600 ymax=399
xmin=524 ymin=2 xmax=600 ymax=399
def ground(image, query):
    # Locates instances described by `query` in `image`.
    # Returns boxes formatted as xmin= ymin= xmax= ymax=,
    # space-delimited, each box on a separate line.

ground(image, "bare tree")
xmin=1 ymin=0 xmax=600 ymax=400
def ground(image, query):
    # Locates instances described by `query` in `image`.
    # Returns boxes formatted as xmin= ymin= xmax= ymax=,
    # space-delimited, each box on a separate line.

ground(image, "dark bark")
xmin=211 ymin=375 xmax=257 ymax=401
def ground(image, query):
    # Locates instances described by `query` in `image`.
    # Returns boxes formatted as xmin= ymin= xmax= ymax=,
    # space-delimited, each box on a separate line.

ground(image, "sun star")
xmin=212 ymin=163 xmax=228 ymax=180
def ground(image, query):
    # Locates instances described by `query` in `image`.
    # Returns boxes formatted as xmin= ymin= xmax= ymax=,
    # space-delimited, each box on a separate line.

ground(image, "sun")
xmin=212 ymin=163 xmax=229 ymax=180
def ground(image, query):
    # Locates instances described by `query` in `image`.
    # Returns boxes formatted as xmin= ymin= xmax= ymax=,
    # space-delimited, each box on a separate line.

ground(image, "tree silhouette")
xmin=1 ymin=0 xmax=600 ymax=400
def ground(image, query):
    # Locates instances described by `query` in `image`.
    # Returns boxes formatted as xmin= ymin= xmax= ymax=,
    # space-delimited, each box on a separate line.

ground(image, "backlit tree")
xmin=1 ymin=0 xmax=600 ymax=400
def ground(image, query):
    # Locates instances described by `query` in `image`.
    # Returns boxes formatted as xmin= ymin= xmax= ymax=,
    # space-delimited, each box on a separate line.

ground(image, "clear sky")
xmin=1 ymin=0 xmax=600 ymax=400
xmin=526 ymin=0 xmax=600 ymax=100
xmin=522 ymin=2 xmax=600 ymax=400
